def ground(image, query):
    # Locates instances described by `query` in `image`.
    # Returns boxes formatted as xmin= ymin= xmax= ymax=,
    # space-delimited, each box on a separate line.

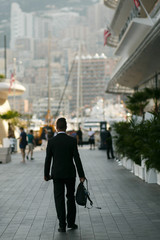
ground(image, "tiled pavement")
xmin=0 ymin=147 xmax=160 ymax=240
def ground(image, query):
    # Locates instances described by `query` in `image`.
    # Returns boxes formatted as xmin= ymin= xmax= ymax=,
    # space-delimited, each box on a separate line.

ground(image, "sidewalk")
xmin=0 ymin=147 xmax=160 ymax=240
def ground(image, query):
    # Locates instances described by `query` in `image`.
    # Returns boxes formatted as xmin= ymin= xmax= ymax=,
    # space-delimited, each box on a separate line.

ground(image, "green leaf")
xmin=0 ymin=110 xmax=21 ymax=120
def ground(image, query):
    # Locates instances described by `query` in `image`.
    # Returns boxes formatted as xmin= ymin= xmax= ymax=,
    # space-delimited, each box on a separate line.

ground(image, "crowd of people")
xmin=16 ymin=123 xmax=115 ymax=163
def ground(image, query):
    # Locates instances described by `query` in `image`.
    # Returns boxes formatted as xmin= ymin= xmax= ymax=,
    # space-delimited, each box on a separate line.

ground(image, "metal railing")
xmin=106 ymin=35 xmax=119 ymax=48
xmin=104 ymin=0 xmax=119 ymax=9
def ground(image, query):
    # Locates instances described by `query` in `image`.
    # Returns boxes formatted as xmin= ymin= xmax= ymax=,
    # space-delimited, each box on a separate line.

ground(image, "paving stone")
xmin=0 ymin=148 xmax=160 ymax=239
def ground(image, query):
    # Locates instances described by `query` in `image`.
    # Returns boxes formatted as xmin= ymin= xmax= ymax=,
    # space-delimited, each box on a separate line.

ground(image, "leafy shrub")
xmin=0 ymin=74 xmax=5 ymax=80
xmin=141 ymin=116 xmax=160 ymax=171
xmin=113 ymin=120 xmax=141 ymax=165
xmin=113 ymin=115 xmax=160 ymax=171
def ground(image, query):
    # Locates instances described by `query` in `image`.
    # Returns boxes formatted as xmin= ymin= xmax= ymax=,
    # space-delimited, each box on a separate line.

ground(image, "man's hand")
xmin=80 ymin=177 xmax=85 ymax=182
xmin=44 ymin=176 xmax=52 ymax=181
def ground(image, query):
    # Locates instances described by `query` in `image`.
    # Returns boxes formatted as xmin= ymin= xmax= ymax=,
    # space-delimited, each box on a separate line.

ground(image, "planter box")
xmin=138 ymin=165 xmax=145 ymax=180
xmin=157 ymin=171 xmax=160 ymax=185
xmin=134 ymin=163 xmax=156 ymax=182
xmin=134 ymin=163 xmax=139 ymax=176
xmin=126 ymin=159 xmax=133 ymax=171
xmin=3 ymin=138 xmax=10 ymax=147
xmin=144 ymin=167 xmax=157 ymax=183
xmin=119 ymin=157 xmax=158 ymax=184
xmin=141 ymin=159 xmax=146 ymax=168
xmin=122 ymin=157 xmax=127 ymax=168
xmin=0 ymin=147 xmax=11 ymax=163
xmin=120 ymin=157 xmax=133 ymax=171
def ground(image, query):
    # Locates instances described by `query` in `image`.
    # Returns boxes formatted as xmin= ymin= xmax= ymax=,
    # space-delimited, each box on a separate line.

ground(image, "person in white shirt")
xmin=10 ymin=137 xmax=15 ymax=153
xmin=88 ymin=128 xmax=95 ymax=150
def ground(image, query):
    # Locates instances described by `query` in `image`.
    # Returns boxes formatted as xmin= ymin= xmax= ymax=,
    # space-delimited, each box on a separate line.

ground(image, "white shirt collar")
xmin=58 ymin=131 xmax=66 ymax=134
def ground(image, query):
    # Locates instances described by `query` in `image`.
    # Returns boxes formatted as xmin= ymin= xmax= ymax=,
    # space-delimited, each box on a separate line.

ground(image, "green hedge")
xmin=113 ymin=115 xmax=160 ymax=171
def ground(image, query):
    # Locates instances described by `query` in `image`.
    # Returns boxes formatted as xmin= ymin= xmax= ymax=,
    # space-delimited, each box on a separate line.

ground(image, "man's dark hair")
xmin=56 ymin=118 xmax=67 ymax=131
xmin=20 ymin=127 xmax=24 ymax=131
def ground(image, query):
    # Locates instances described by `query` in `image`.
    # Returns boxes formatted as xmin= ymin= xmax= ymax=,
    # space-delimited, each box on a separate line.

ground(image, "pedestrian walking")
xmin=9 ymin=137 xmax=15 ymax=153
xmin=19 ymin=127 xmax=27 ymax=163
xmin=88 ymin=128 xmax=95 ymax=150
xmin=41 ymin=128 xmax=48 ymax=150
xmin=26 ymin=130 xmax=35 ymax=160
xmin=106 ymin=127 xmax=115 ymax=159
xmin=76 ymin=127 xmax=83 ymax=147
xmin=71 ymin=129 xmax=77 ymax=138
xmin=44 ymin=117 xmax=85 ymax=233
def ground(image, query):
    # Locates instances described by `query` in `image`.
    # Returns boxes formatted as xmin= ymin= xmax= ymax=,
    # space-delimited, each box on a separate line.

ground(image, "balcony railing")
xmin=106 ymin=81 xmax=134 ymax=94
xmin=104 ymin=0 xmax=119 ymax=9
xmin=119 ymin=6 xmax=140 ymax=41
xmin=106 ymin=35 xmax=119 ymax=48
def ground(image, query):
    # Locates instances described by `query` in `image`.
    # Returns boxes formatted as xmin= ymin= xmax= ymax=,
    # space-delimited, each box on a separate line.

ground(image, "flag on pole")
xmin=134 ymin=0 xmax=153 ymax=24
xmin=133 ymin=0 xmax=141 ymax=16
xmin=104 ymin=29 xmax=111 ymax=46
xmin=9 ymin=73 xmax=15 ymax=92
xmin=134 ymin=0 xmax=140 ymax=9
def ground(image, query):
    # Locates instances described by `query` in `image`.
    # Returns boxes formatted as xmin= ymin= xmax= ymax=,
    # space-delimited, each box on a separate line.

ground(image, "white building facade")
xmin=104 ymin=0 xmax=160 ymax=93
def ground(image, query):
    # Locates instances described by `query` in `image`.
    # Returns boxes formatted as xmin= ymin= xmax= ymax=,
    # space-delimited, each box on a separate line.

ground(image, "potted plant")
xmin=0 ymin=110 xmax=21 ymax=154
xmin=0 ymin=74 xmax=5 ymax=80
xmin=126 ymin=91 xmax=149 ymax=122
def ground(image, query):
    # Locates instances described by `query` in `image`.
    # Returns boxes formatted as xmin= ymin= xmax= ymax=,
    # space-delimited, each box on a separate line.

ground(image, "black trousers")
xmin=78 ymin=139 xmax=83 ymax=147
xmin=53 ymin=178 xmax=76 ymax=228
xmin=106 ymin=144 xmax=114 ymax=159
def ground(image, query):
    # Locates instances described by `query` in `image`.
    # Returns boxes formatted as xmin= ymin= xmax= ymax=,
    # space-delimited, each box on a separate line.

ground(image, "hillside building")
xmin=69 ymin=53 xmax=117 ymax=113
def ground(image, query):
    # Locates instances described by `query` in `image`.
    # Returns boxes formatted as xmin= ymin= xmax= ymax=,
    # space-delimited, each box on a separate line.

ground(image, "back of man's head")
xmin=56 ymin=118 xmax=67 ymax=131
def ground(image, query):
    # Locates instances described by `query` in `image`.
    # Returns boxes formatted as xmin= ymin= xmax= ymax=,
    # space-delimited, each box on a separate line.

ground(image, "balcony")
xmin=104 ymin=0 xmax=119 ymax=9
xmin=106 ymin=35 xmax=119 ymax=48
xmin=105 ymin=4 xmax=139 ymax=48
xmin=119 ymin=6 xmax=140 ymax=41
xmin=109 ymin=0 xmax=158 ymax=37
xmin=115 ymin=18 xmax=153 ymax=57
xmin=107 ymin=17 xmax=160 ymax=89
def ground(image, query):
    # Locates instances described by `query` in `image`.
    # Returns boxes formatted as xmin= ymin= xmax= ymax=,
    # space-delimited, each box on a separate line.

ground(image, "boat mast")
xmin=80 ymin=45 xmax=83 ymax=127
xmin=47 ymin=32 xmax=51 ymax=125
xmin=76 ymin=42 xmax=81 ymax=129
xmin=4 ymin=35 xmax=7 ymax=78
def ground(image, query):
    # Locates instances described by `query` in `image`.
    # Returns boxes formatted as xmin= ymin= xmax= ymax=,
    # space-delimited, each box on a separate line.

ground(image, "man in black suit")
xmin=44 ymin=117 xmax=85 ymax=233
xmin=106 ymin=127 xmax=115 ymax=159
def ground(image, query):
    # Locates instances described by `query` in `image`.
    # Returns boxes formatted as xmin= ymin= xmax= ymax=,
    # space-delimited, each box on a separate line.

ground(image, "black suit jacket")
xmin=44 ymin=133 xmax=85 ymax=179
